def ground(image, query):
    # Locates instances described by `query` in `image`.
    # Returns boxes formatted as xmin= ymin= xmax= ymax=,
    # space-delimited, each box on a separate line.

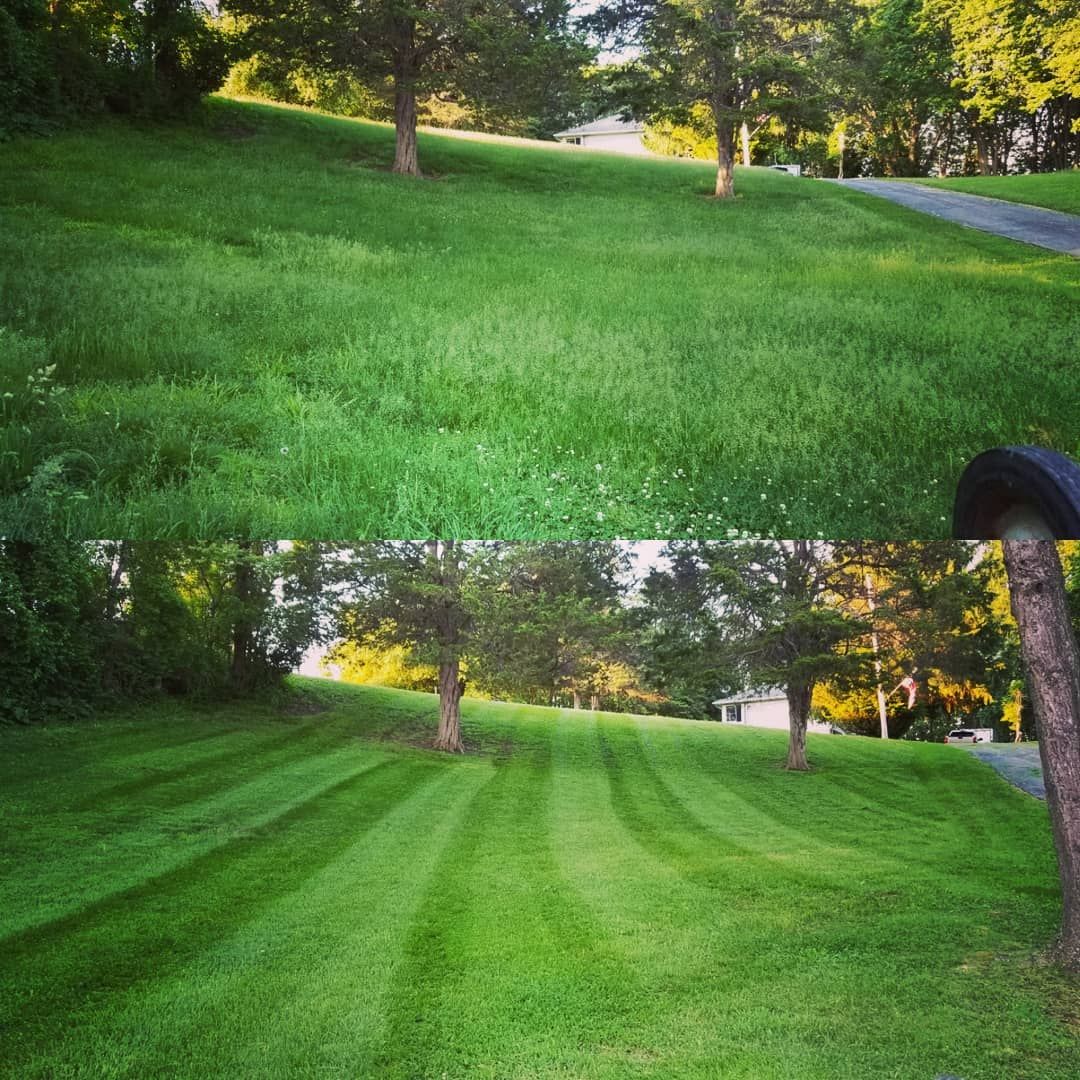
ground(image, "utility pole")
xmin=864 ymin=573 xmax=890 ymax=739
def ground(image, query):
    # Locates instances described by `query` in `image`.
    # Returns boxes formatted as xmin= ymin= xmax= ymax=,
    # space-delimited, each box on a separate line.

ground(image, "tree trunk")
xmin=1003 ymin=541 xmax=1080 ymax=971
xmin=230 ymin=541 xmax=257 ymax=690
xmin=785 ymin=681 xmax=812 ymax=771
xmin=739 ymin=122 xmax=751 ymax=168
xmin=590 ymin=693 xmax=600 ymax=711
xmin=975 ymin=130 xmax=991 ymax=176
xmin=435 ymin=660 xmax=465 ymax=752
xmin=864 ymin=574 xmax=889 ymax=739
xmin=393 ymin=80 xmax=420 ymax=177
xmin=572 ymin=689 xmax=581 ymax=709
xmin=907 ymin=121 xmax=921 ymax=175
xmin=714 ymin=117 xmax=735 ymax=198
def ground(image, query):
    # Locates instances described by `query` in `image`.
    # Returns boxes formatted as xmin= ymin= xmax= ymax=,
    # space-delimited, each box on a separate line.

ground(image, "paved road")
xmin=966 ymin=743 xmax=1045 ymax=799
xmin=836 ymin=179 xmax=1080 ymax=258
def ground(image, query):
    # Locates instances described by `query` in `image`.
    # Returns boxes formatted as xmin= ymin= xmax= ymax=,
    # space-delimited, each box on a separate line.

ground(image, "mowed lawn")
xmin=2 ymin=680 xmax=1079 ymax=1078
xmin=914 ymin=171 xmax=1080 ymax=217
xmin=1 ymin=99 xmax=1079 ymax=538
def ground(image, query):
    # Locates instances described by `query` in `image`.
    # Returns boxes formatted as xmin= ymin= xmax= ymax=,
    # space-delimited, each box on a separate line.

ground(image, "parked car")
xmin=945 ymin=728 xmax=994 ymax=744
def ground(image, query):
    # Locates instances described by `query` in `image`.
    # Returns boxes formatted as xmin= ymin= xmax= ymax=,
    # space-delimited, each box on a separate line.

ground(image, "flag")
xmin=899 ymin=675 xmax=918 ymax=709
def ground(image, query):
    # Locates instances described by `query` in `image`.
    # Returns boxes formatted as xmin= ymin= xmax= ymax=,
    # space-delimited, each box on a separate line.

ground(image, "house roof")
xmin=711 ymin=687 xmax=787 ymax=708
xmin=554 ymin=114 xmax=645 ymax=139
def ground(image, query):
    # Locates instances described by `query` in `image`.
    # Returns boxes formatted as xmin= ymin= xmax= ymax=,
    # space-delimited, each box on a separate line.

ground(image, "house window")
xmin=725 ymin=704 xmax=742 ymax=723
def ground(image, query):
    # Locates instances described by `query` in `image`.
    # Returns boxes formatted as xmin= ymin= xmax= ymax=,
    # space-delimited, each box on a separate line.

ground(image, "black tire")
xmin=953 ymin=446 xmax=1080 ymax=539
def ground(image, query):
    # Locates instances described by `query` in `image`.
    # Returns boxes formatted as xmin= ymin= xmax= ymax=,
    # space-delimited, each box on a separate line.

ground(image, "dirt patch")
xmin=215 ymin=122 xmax=258 ymax=142
xmin=342 ymin=148 xmax=448 ymax=180
xmin=279 ymin=694 xmax=331 ymax=718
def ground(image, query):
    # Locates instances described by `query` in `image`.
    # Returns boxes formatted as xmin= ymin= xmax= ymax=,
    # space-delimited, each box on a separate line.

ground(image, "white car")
xmin=945 ymin=728 xmax=984 ymax=745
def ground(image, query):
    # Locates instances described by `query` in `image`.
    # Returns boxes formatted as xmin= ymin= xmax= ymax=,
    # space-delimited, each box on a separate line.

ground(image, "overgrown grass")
xmin=1 ymin=98 xmax=1079 ymax=537
xmin=914 ymin=171 xmax=1080 ymax=216
xmin=2 ymin=677 xmax=1078 ymax=1077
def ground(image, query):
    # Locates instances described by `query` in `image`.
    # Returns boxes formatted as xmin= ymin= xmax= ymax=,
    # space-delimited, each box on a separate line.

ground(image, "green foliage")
xmin=0 ymin=541 xmax=331 ymax=721
xmin=0 ymin=0 xmax=233 ymax=133
xmin=637 ymin=545 xmax=741 ymax=717
xmin=0 ymin=0 xmax=57 ymax=136
xmin=589 ymin=0 xmax=834 ymax=191
xmin=0 ymin=540 xmax=103 ymax=724
xmin=337 ymin=541 xmax=478 ymax=672
xmin=224 ymin=0 xmax=591 ymax=167
xmin=467 ymin=541 xmax=636 ymax=706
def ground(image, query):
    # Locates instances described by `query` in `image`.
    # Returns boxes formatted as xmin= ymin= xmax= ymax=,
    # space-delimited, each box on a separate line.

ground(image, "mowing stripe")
xmin=27 ymin=763 xmax=490 ymax=1079
xmin=0 ymin=756 xmax=436 ymax=1071
xmin=71 ymin=718 xmax=329 ymax=811
xmin=373 ymin=713 xmax=643 ymax=1076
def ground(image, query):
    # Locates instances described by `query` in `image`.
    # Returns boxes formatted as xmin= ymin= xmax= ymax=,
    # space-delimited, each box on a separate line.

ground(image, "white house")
xmin=553 ymin=114 xmax=649 ymax=155
xmin=711 ymin=688 xmax=834 ymax=735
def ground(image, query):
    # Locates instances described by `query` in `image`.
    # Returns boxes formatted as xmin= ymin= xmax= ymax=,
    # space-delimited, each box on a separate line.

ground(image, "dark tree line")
xmin=0 ymin=0 xmax=233 ymax=135
xmin=0 ymin=540 xmax=333 ymax=724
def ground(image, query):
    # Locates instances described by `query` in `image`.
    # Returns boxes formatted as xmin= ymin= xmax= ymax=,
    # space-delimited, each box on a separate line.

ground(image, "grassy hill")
xmin=1 ymin=98 xmax=1079 ymax=537
xmin=2 ymin=678 xmax=1077 ymax=1078
xmin=914 ymin=171 xmax=1080 ymax=217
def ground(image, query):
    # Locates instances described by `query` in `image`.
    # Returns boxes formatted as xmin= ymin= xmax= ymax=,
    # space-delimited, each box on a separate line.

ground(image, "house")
xmin=711 ymin=688 xmax=834 ymax=735
xmin=553 ymin=114 xmax=649 ymax=155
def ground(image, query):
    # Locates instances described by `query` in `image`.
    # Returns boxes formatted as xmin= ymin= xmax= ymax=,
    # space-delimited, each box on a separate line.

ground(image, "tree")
xmin=1002 ymin=541 xmax=1080 ymax=972
xmin=224 ymin=0 xmax=590 ymax=176
xmin=589 ymin=0 xmax=830 ymax=196
xmin=651 ymin=541 xmax=866 ymax=769
xmin=339 ymin=541 xmax=478 ymax=751
xmin=0 ymin=540 xmax=104 ymax=724
xmin=818 ymin=541 xmax=1004 ymax=738
xmin=637 ymin=543 xmax=741 ymax=717
xmin=468 ymin=541 xmax=634 ymax=708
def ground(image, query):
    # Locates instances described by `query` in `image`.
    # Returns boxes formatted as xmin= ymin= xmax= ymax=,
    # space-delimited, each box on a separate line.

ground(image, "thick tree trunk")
xmin=1003 ymin=541 xmax=1080 ymax=971
xmin=393 ymin=80 xmax=420 ymax=177
xmin=714 ymin=118 xmax=735 ymax=198
xmin=572 ymin=689 xmax=581 ymax=709
xmin=590 ymin=693 xmax=600 ymax=711
xmin=435 ymin=660 xmax=465 ymax=752
xmin=785 ymin=681 xmax=813 ymax=771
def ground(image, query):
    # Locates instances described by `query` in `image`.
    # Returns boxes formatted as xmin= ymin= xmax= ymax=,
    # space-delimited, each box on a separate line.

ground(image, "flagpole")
xmin=865 ymin=573 xmax=890 ymax=740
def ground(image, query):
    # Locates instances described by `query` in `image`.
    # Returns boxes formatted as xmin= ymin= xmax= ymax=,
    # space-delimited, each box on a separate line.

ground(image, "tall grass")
xmin=1 ymin=99 xmax=1078 ymax=537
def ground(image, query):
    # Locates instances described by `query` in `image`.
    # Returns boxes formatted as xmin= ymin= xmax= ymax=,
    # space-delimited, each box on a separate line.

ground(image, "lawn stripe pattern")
xmin=0 ymin=680 xmax=1077 ymax=1078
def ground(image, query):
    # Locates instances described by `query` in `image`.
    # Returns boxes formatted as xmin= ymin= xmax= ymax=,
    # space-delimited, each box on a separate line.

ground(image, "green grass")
xmin=1 ymin=98 xmax=1079 ymax=538
xmin=913 ymin=171 xmax=1080 ymax=216
xmin=2 ymin=677 xmax=1078 ymax=1078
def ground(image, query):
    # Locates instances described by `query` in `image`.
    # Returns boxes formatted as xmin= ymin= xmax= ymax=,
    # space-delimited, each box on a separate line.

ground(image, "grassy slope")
xmin=914 ymin=172 xmax=1080 ymax=217
xmin=1 ymin=678 xmax=1077 ymax=1078
xmin=1 ymin=98 xmax=1079 ymax=538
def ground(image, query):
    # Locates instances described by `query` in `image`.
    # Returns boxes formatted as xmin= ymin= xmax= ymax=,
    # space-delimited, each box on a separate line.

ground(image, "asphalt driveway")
xmin=836 ymin=179 xmax=1080 ymax=257
xmin=966 ymin=743 xmax=1045 ymax=799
